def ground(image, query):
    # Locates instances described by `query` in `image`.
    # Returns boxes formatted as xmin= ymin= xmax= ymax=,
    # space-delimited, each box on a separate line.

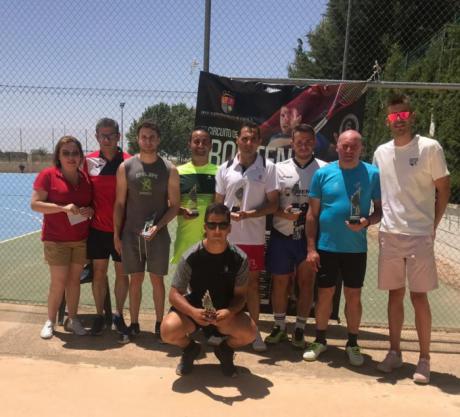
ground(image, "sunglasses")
xmin=387 ymin=111 xmax=411 ymax=123
xmin=61 ymin=150 xmax=80 ymax=157
xmin=205 ymin=221 xmax=230 ymax=230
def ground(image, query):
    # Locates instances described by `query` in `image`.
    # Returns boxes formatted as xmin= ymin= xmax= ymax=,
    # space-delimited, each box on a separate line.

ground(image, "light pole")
xmin=120 ymin=102 xmax=125 ymax=151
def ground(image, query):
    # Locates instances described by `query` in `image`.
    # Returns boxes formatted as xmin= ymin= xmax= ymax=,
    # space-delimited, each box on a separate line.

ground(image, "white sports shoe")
xmin=40 ymin=320 xmax=54 ymax=339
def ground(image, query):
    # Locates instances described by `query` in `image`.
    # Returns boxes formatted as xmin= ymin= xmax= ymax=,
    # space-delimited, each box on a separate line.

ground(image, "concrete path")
xmin=1 ymin=303 xmax=459 ymax=417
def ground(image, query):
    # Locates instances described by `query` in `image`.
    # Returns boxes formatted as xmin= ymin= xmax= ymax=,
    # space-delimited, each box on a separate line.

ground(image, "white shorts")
xmin=378 ymin=232 xmax=438 ymax=293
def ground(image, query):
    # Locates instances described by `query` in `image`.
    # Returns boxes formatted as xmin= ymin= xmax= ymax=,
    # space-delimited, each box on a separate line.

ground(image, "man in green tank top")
xmin=171 ymin=126 xmax=217 ymax=264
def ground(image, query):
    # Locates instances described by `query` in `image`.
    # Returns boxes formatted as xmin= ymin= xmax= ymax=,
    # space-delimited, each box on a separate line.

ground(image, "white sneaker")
xmin=68 ymin=318 xmax=87 ymax=336
xmin=40 ymin=320 xmax=54 ymax=339
xmin=252 ymin=330 xmax=267 ymax=352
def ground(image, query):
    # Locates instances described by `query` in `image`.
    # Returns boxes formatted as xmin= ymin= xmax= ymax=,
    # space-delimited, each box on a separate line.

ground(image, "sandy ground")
xmin=0 ymin=303 xmax=459 ymax=417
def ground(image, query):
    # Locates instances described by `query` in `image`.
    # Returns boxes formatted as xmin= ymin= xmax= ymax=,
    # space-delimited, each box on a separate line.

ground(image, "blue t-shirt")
xmin=309 ymin=161 xmax=381 ymax=253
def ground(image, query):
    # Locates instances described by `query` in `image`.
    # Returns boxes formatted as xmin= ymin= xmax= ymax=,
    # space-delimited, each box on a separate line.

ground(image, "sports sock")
xmin=315 ymin=329 xmax=327 ymax=345
xmin=274 ymin=313 xmax=286 ymax=331
xmin=346 ymin=333 xmax=358 ymax=347
xmin=295 ymin=316 xmax=307 ymax=330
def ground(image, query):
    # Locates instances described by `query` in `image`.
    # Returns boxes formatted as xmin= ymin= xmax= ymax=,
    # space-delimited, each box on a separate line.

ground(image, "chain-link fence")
xmin=1 ymin=0 xmax=459 ymax=329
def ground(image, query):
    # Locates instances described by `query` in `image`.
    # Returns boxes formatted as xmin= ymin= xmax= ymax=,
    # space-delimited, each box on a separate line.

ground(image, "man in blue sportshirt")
xmin=303 ymin=130 xmax=382 ymax=366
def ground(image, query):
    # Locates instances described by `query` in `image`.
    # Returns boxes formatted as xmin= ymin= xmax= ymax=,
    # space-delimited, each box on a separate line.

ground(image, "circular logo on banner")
xmin=339 ymin=113 xmax=360 ymax=133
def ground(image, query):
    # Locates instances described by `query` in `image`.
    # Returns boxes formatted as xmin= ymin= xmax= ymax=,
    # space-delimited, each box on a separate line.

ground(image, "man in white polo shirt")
xmin=215 ymin=121 xmax=279 ymax=352
xmin=373 ymin=94 xmax=450 ymax=384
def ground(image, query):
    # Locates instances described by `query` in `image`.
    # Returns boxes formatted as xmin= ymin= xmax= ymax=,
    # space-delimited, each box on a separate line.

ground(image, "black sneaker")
xmin=128 ymin=322 xmax=140 ymax=337
xmin=117 ymin=331 xmax=130 ymax=344
xmin=90 ymin=315 xmax=106 ymax=336
xmin=214 ymin=341 xmax=237 ymax=377
xmin=291 ymin=327 xmax=306 ymax=349
xmin=176 ymin=341 xmax=201 ymax=376
xmin=113 ymin=314 xmax=128 ymax=334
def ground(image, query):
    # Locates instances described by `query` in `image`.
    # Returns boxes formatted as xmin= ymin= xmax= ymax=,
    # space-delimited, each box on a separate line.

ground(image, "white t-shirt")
xmin=274 ymin=157 xmax=327 ymax=236
xmin=216 ymin=153 xmax=278 ymax=245
xmin=373 ymin=135 xmax=450 ymax=235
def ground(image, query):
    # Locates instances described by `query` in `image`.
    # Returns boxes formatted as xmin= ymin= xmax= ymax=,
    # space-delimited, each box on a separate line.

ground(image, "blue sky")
xmin=0 ymin=0 xmax=328 ymax=151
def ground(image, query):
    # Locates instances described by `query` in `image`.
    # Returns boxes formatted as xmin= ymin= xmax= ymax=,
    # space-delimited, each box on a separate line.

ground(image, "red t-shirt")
xmin=33 ymin=166 xmax=93 ymax=242
xmin=83 ymin=149 xmax=131 ymax=232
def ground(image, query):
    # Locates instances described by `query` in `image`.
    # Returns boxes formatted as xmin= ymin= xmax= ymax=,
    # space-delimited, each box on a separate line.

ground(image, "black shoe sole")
xmin=176 ymin=343 xmax=201 ymax=376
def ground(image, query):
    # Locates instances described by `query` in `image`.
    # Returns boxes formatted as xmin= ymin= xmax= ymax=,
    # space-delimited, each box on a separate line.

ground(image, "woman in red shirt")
xmin=31 ymin=136 xmax=93 ymax=339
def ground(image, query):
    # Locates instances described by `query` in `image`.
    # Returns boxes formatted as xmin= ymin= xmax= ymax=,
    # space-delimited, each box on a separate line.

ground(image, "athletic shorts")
xmin=266 ymin=229 xmax=306 ymax=275
xmin=236 ymin=244 xmax=265 ymax=271
xmin=121 ymin=230 xmax=170 ymax=276
xmin=43 ymin=240 xmax=87 ymax=266
xmin=317 ymin=250 xmax=367 ymax=289
xmin=378 ymin=231 xmax=438 ymax=292
xmin=87 ymin=228 xmax=122 ymax=262
xmin=168 ymin=306 xmax=223 ymax=336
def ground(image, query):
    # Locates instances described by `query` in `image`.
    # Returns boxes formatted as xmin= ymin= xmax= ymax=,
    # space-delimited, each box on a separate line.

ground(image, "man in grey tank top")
xmin=114 ymin=120 xmax=180 ymax=342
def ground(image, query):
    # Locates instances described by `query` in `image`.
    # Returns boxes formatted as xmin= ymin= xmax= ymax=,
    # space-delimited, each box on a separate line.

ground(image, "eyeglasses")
xmin=387 ymin=111 xmax=411 ymax=122
xmin=205 ymin=221 xmax=230 ymax=230
xmin=61 ymin=150 xmax=80 ymax=157
xmin=98 ymin=133 xmax=119 ymax=140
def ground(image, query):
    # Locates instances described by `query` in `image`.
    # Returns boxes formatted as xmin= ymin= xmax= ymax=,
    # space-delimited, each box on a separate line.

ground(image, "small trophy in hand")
xmin=187 ymin=184 xmax=199 ymax=217
xmin=202 ymin=290 xmax=217 ymax=319
xmin=231 ymin=185 xmax=245 ymax=213
xmin=349 ymin=187 xmax=361 ymax=224
xmin=141 ymin=214 xmax=156 ymax=238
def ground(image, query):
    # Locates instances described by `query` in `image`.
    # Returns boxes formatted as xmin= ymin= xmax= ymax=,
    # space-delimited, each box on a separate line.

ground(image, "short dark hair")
xmin=387 ymin=93 xmax=412 ymax=109
xmin=292 ymin=123 xmax=315 ymax=138
xmin=136 ymin=120 xmax=161 ymax=137
xmin=189 ymin=126 xmax=211 ymax=142
xmin=204 ymin=202 xmax=231 ymax=223
xmin=53 ymin=136 xmax=84 ymax=168
xmin=238 ymin=121 xmax=260 ymax=138
xmin=95 ymin=118 xmax=119 ymax=134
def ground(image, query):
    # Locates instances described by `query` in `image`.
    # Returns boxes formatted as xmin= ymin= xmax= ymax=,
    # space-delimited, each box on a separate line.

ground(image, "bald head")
xmin=337 ymin=129 xmax=363 ymax=168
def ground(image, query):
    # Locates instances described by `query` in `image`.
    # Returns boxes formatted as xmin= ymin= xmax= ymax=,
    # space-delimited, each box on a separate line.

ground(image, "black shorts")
xmin=87 ymin=228 xmax=122 ymax=262
xmin=168 ymin=306 xmax=224 ymax=337
xmin=317 ymin=250 xmax=367 ymax=289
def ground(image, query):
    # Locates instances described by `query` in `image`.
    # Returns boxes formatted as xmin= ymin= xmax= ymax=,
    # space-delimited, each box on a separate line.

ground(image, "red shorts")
xmin=236 ymin=244 xmax=265 ymax=271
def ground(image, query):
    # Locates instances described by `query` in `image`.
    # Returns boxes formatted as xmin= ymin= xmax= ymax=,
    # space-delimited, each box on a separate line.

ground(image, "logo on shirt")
xmin=140 ymin=178 xmax=152 ymax=194
xmin=409 ymin=157 xmax=419 ymax=166
xmin=221 ymin=91 xmax=235 ymax=114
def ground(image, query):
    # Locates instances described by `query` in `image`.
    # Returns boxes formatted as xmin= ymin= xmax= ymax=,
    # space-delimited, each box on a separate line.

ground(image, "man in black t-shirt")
xmin=161 ymin=203 xmax=256 ymax=377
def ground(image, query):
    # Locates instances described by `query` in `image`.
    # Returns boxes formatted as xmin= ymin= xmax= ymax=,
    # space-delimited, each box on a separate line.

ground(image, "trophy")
xmin=141 ymin=213 xmax=156 ymax=237
xmin=187 ymin=184 xmax=199 ymax=217
xmin=231 ymin=184 xmax=245 ymax=213
xmin=290 ymin=182 xmax=302 ymax=214
xmin=202 ymin=290 xmax=216 ymax=318
xmin=349 ymin=186 xmax=361 ymax=224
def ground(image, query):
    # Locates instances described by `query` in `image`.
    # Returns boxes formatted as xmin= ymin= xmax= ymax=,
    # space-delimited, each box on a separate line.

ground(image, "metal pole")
xmin=19 ymin=128 xmax=22 ymax=152
xmin=52 ymin=127 xmax=55 ymax=151
xmin=85 ymin=129 xmax=88 ymax=154
xmin=341 ymin=0 xmax=352 ymax=80
xmin=203 ymin=0 xmax=211 ymax=72
xmin=120 ymin=102 xmax=125 ymax=151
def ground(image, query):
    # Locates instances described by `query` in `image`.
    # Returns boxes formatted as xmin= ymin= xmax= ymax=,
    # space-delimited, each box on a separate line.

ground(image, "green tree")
xmin=288 ymin=0 xmax=458 ymax=80
xmin=126 ymin=102 xmax=195 ymax=162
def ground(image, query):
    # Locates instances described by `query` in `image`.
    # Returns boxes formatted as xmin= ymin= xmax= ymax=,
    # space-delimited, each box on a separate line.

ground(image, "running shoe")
xmin=346 ymin=345 xmax=364 ymax=366
xmin=264 ymin=325 xmax=288 ymax=345
xmin=68 ymin=317 xmax=87 ymax=336
xmin=112 ymin=314 xmax=128 ymax=334
xmin=413 ymin=358 xmax=430 ymax=384
xmin=40 ymin=320 xmax=54 ymax=339
xmin=128 ymin=322 xmax=140 ymax=337
xmin=302 ymin=341 xmax=327 ymax=361
xmin=376 ymin=350 xmax=403 ymax=373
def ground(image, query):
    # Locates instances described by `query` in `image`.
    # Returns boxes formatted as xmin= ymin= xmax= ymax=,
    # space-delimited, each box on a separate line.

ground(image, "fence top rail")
xmin=231 ymin=78 xmax=460 ymax=91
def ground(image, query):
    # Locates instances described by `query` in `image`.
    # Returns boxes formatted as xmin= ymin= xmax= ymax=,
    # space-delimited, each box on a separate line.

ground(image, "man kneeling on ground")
xmin=161 ymin=203 xmax=256 ymax=377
